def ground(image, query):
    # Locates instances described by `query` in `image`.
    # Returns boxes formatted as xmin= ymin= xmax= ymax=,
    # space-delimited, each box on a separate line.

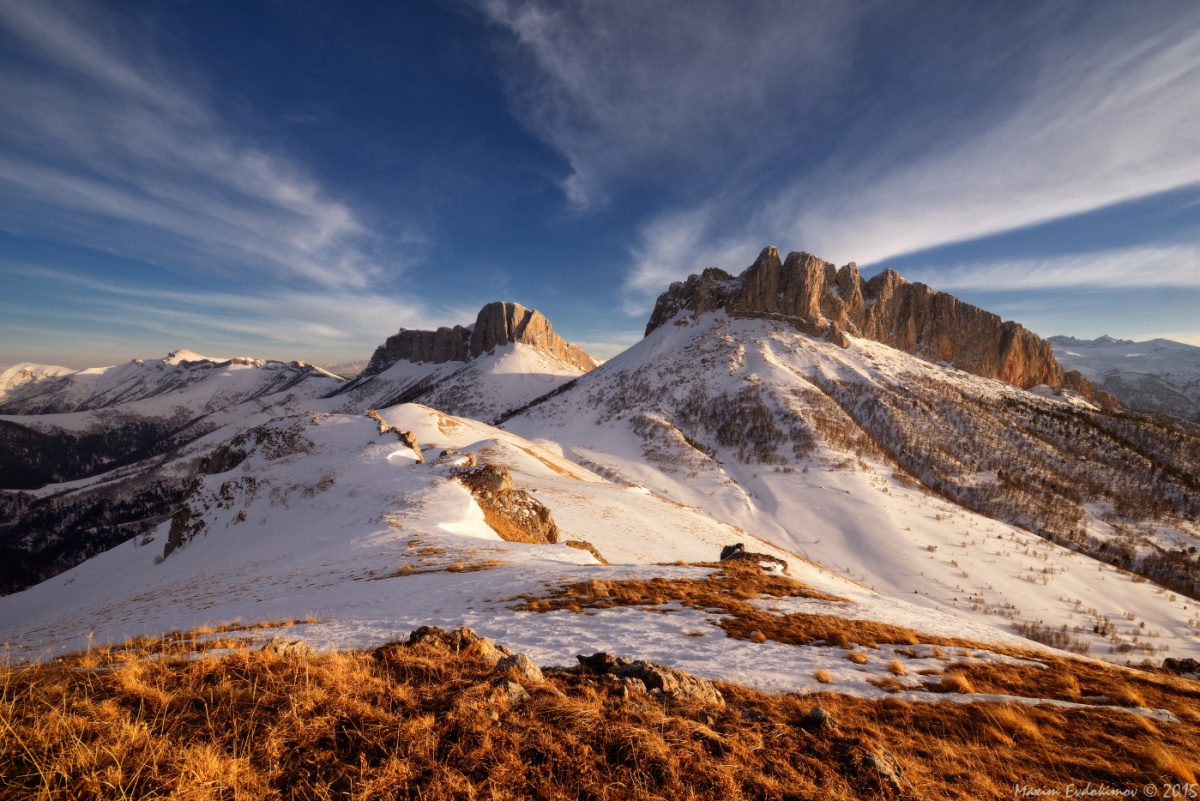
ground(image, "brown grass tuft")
xmin=846 ymin=651 xmax=869 ymax=665
xmin=814 ymin=669 xmax=833 ymax=683
xmin=887 ymin=658 xmax=907 ymax=677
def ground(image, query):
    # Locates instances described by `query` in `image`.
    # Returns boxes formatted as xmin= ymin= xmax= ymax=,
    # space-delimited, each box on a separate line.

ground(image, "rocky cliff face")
xmin=363 ymin=302 xmax=597 ymax=376
xmin=647 ymin=246 xmax=1106 ymax=396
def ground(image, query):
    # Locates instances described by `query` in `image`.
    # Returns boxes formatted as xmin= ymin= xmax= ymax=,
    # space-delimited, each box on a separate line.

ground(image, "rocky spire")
xmin=646 ymin=246 xmax=1113 ymax=399
xmin=362 ymin=301 xmax=597 ymax=376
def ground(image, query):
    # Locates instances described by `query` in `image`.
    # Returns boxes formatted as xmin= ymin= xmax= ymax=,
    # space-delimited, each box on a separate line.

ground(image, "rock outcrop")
xmin=646 ymin=246 xmax=1100 ymax=393
xmin=362 ymin=301 xmax=597 ymax=376
xmin=453 ymin=463 xmax=560 ymax=544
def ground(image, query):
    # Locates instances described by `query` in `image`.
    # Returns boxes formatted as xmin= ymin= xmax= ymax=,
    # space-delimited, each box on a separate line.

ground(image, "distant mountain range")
xmin=1050 ymin=335 xmax=1200 ymax=422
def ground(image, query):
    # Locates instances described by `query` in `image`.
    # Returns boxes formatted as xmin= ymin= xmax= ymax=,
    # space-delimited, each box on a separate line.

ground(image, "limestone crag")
xmin=363 ymin=301 xmax=597 ymax=376
xmin=647 ymin=246 xmax=1099 ymax=393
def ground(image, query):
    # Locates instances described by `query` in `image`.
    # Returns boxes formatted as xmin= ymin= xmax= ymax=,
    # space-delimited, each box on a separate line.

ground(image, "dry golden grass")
xmin=516 ymin=561 xmax=1009 ymax=653
xmin=887 ymin=658 xmax=907 ymax=677
xmin=4 ymin=629 xmax=1200 ymax=801
xmin=846 ymin=651 xmax=869 ymax=665
xmin=814 ymin=669 xmax=833 ymax=683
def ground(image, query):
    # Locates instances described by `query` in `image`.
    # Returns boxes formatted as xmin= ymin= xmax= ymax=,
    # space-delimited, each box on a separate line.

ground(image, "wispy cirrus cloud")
xmin=899 ymin=246 xmax=1200 ymax=293
xmin=0 ymin=1 xmax=388 ymax=288
xmin=477 ymin=1 xmax=1200 ymax=314
xmin=0 ymin=261 xmax=473 ymax=366
xmin=474 ymin=0 xmax=866 ymax=209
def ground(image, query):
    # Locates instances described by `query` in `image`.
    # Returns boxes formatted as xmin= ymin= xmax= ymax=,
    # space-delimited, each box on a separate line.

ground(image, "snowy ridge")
xmin=0 ymin=350 xmax=343 ymax=416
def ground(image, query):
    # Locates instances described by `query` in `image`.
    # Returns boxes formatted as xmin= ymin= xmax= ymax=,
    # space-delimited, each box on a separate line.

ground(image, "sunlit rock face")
xmin=363 ymin=301 xmax=597 ymax=376
xmin=647 ymin=245 xmax=1099 ymax=394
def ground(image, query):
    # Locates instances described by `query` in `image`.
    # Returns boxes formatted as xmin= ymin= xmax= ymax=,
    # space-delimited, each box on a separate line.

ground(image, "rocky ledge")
xmin=647 ymin=246 xmax=1115 ymax=403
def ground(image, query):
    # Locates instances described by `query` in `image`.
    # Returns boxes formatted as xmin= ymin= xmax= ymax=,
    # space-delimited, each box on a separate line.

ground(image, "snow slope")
xmin=1051 ymin=335 xmax=1200 ymax=422
xmin=505 ymin=312 xmax=1200 ymax=663
xmin=1 ymin=404 xmax=1089 ymax=704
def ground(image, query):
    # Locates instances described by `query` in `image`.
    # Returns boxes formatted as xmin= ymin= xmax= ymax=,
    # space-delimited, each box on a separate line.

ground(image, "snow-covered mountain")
xmin=0 ymin=350 xmax=341 ymax=415
xmin=334 ymin=301 xmax=597 ymax=422
xmin=0 ymin=350 xmax=345 ymax=489
xmin=1050 ymin=335 xmax=1200 ymax=422
xmin=2 ymin=248 xmax=1198 ymax=694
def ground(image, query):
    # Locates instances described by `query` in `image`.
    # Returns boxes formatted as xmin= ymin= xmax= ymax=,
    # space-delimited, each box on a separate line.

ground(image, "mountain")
xmin=648 ymin=247 xmax=1116 ymax=407
xmin=504 ymin=247 xmax=1200 ymax=660
xmin=1050 ymin=335 xmax=1200 ymax=422
xmin=334 ymin=301 xmax=598 ymax=422
xmin=0 ymin=351 xmax=346 ymax=594
xmin=0 ymin=350 xmax=345 ymax=489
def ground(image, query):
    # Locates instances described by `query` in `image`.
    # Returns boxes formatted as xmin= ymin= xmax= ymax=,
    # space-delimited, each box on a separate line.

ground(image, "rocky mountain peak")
xmin=647 ymin=246 xmax=1115 ymax=399
xmin=362 ymin=301 xmax=597 ymax=376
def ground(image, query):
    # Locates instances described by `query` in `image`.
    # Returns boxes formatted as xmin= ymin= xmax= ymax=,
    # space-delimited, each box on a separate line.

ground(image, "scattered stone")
xmin=599 ymin=672 xmax=647 ymax=698
xmin=575 ymin=651 xmax=723 ymax=706
xmin=435 ymin=449 xmax=477 ymax=467
xmin=493 ymin=679 xmax=531 ymax=706
xmin=494 ymin=653 xmax=545 ymax=685
xmin=1163 ymin=657 xmax=1199 ymax=675
xmin=799 ymin=706 xmax=834 ymax=730
xmin=261 ymin=635 xmax=313 ymax=658
xmin=454 ymin=464 xmax=513 ymax=493
xmin=577 ymin=652 xmax=631 ymax=674
xmin=859 ymin=749 xmax=906 ymax=793
xmin=719 ymin=545 xmax=789 ymax=574
xmin=366 ymin=410 xmax=423 ymax=462
xmin=403 ymin=625 xmax=511 ymax=663
xmin=618 ymin=661 xmax=725 ymax=707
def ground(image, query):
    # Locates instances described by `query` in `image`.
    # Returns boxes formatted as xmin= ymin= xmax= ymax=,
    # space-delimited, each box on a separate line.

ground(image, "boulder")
xmin=494 ymin=653 xmax=545 ymax=685
xmin=574 ymin=651 xmax=724 ymax=706
xmin=261 ymin=635 xmax=313 ymax=658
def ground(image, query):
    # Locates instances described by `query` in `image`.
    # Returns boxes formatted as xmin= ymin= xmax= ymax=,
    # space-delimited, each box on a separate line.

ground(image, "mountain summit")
xmin=336 ymin=301 xmax=597 ymax=422
xmin=362 ymin=301 xmax=597 ymax=376
xmin=648 ymin=246 xmax=1106 ymax=399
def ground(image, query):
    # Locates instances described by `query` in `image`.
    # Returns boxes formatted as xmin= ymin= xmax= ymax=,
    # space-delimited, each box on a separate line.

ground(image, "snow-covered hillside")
xmin=505 ymin=311 xmax=1200 ymax=663
xmin=1 ymin=404 xmax=1092 ymax=702
xmin=1051 ymin=335 xmax=1200 ymax=422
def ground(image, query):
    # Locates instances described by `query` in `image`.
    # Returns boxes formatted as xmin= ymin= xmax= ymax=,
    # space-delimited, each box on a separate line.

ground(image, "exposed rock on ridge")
xmin=647 ymin=246 xmax=1110 ymax=397
xmin=362 ymin=301 xmax=597 ymax=376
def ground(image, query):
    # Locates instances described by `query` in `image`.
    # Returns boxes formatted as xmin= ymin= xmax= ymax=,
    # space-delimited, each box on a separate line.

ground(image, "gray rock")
xmin=617 ymin=660 xmax=725 ymax=707
xmin=261 ymin=635 xmax=313 ymax=658
xmin=495 ymin=653 xmax=545 ymax=685
xmin=860 ymin=750 xmax=905 ymax=793
xmin=494 ymin=679 xmax=531 ymax=706
xmin=799 ymin=706 xmax=834 ymax=730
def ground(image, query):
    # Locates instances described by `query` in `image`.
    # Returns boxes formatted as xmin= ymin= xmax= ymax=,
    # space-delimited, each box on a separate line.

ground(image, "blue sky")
xmin=1 ymin=0 xmax=1198 ymax=368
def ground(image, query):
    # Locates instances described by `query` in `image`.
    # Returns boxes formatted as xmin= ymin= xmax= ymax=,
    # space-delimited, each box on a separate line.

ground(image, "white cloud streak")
xmin=0 ymin=262 xmax=473 ymax=366
xmin=475 ymin=0 xmax=864 ymax=209
xmin=0 ymin=1 xmax=384 ymax=288
xmin=785 ymin=20 xmax=1200 ymax=266
xmin=478 ymin=2 xmax=1200 ymax=312
xmin=899 ymin=246 xmax=1200 ymax=293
